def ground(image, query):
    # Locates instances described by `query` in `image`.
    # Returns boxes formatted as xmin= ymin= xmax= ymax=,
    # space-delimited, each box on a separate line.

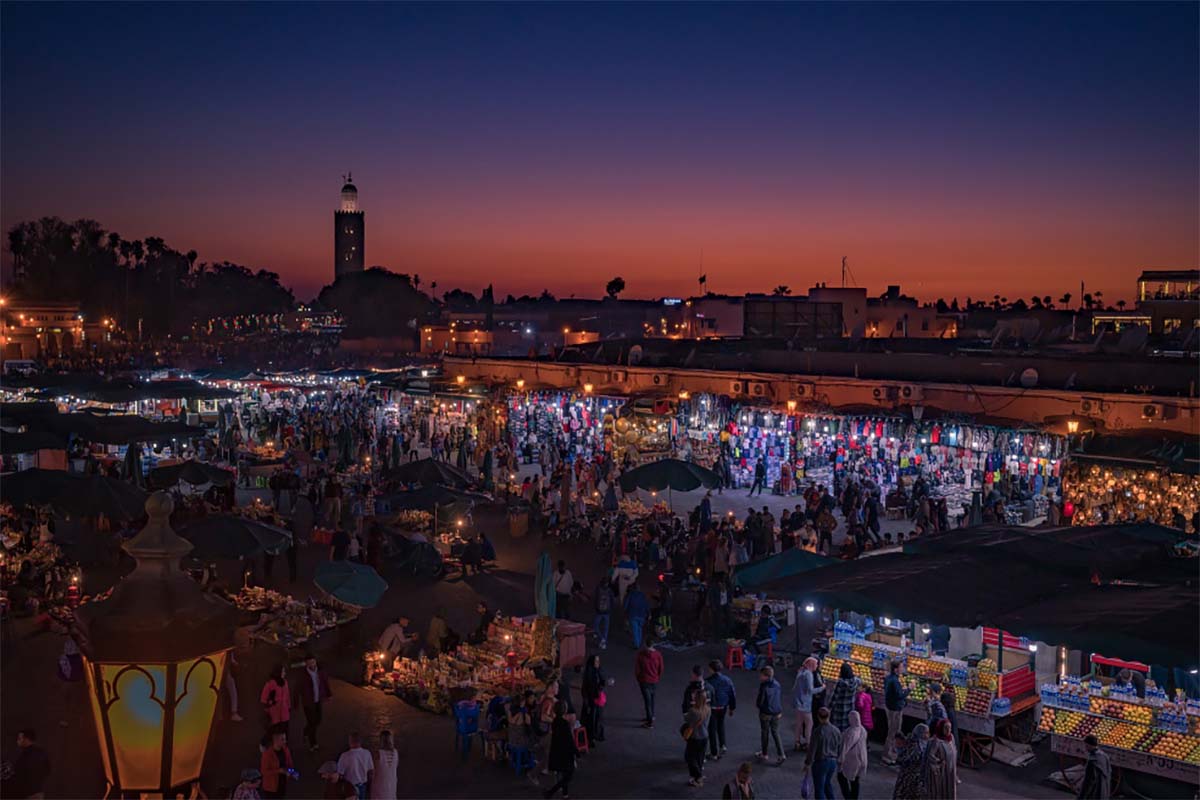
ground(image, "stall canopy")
xmin=384 ymin=457 xmax=471 ymax=488
xmin=733 ymin=548 xmax=835 ymax=588
xmin=0 ymin=431 xmax=66 ymax=454
xmin=991 ymin=582 xmax=1199 ymax=668
xmin=16 ymin=411 xmax=204 ymax=445
xmin=148 ymin=461 xmax=235 ymax=489
xmin=754 ymin=524 xmax=1198 ymax=667
xmin=0 ymin=469 xmax=147 ymax=519
xmin=901 ymin=524 xmax=1182 ymax=582
xmin=8 ymin=376 xmax=238 ymax=404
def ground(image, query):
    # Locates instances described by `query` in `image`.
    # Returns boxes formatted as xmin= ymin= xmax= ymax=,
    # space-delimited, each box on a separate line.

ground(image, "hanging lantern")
xmin=76 ymin=492 xmax=238 ymax=798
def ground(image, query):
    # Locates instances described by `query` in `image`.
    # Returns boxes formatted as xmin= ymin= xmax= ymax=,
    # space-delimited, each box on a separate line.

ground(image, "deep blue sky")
xmin=3 ymin=2 xmax=1197 ymax=300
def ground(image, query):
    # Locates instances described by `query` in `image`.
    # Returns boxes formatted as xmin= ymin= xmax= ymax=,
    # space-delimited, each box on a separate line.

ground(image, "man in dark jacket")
xmin=883 ymin=659 xmax=911 ymax=764
xmin=1 ymin=729 xmax=49 ymax=800
xmin=294 ymin=655 xmax=334 ymax=751
xmin=706 ymin=661 xmax=737 ymax=759
xmin=1078 ymin=735 xmax=1112 ymax=799
xmin=755 ymin=666 xmax=786 ymax=765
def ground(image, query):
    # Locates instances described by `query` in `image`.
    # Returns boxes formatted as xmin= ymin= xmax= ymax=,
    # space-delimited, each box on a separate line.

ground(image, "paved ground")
xmin=4 ymin=459 xmax=1177 ymax=799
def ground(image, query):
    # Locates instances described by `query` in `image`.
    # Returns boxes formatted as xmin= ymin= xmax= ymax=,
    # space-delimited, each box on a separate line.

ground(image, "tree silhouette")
xmin=605 ymin=277 xmax=626 ymax=299
xmin=1082 ymin=293 xmax=1094 ymax=310
xmin=1042 ymin=295 xmax=1052 ymax=309
xmin=772 ymin=285 xmax=791 ymax=296
xmin=1116 ymin=300 xmax=1127 ymax=311
xmin=1059 ymin=293 xmax=1072 ymax=308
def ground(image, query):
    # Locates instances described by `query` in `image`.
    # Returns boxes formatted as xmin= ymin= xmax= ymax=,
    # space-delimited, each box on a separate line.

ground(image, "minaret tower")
xmin=334 ymin=173 xmax=365 ymax=279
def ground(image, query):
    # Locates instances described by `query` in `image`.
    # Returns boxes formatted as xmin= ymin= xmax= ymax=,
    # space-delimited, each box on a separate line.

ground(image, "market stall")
xmin=1039 ymin=653 xmax=1200 ymax=785
xmin=233 ymin=586 xmax=360 ymax=649
xmin=365 ymin=615 xmax=561 ymax=714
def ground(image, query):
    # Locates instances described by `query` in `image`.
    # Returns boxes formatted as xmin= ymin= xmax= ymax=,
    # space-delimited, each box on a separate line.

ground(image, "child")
xmin=855 ymin=684 xmax=875 ymax=735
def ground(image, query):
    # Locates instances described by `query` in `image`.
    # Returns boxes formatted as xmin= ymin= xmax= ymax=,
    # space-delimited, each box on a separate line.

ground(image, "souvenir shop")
xmin=675 ymin=394 xmax=793 ymax=487
xmin=504 ymin=391 xmax=624 ymax=464
xmin=1062 ymin=461 xmax=1200 ymax=529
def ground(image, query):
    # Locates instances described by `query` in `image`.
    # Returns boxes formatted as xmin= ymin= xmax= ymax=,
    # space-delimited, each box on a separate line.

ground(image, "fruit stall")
xmin=1038 ymin=667 xmax=1200 ymax=785
xmin=821 ymin=621 xmax=1039 ymax=767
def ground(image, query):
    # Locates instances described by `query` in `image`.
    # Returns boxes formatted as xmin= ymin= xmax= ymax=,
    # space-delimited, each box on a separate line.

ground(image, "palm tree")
xmin=1094 ymin=290 xmax=1104 ymax=310
xmin=773 ymin=285 xmax=791 ymax=296
xmin=1116 ymin=299 xmax=1127 ymax=311
xmin=1082 ymin=293 xmax=1094 ymax=310
xmin=1042 ymin=295 xmax=1053 ymax=309
xmin=1059 ymin=293 xmax=1072 ymax=308
xmin=992 ymin=294 xmax=1002 ymax=310
xmin=1031 ymin=296 xmax=1044 ymax=308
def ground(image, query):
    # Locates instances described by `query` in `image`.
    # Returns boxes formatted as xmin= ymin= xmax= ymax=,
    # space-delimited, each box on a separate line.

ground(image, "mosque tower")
xmin=334 ymin=173 xmax=365 ymax=279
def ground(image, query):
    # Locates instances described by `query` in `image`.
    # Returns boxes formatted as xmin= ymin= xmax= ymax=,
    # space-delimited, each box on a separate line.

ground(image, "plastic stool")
xmin=764 ymin=643 xmax=775 ymax=664
xmin=725 ymin=645 xmax=745 ymax=670
xmin=573 ymin=725 xmax=589 ymax=754
xmin=508 ymin=745 xmax=536 ymax=776
xmin=453 ymin=700 xmax=480 ymax=758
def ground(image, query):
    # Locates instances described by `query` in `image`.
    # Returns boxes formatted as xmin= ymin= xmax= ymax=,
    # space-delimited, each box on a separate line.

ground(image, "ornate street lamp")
xmin=77 ymin=492 xmax=239 ymax=798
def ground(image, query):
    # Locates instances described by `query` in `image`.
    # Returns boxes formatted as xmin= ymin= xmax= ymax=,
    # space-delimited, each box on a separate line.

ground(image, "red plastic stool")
xmin=725 ymin=644 xmax=745 ymax=670
xmin=764 ymin=643 xmax=775 ymax=664
xmin=573 ymin=725 xmax=590 ymax=754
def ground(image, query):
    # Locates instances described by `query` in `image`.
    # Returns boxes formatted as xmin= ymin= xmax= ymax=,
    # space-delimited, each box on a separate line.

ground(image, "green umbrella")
xmin=314 ymin=560 xmax=388 ymax=609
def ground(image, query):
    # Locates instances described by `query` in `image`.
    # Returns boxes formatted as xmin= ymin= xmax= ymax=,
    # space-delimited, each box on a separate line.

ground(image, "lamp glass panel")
xmin=171 ymin=652 xmax=226 ymax=786
xmin=83 ymin=659 xmax=114 ymax=783
xmin=101 ymin=663 xmax=167 ymax=790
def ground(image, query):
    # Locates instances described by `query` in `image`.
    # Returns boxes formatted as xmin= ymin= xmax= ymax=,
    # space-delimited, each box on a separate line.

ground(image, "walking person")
xmin=624 ymin=583 xmax=650 ymax=648
xmin=1 ymin=729 xmax=50 ymax=800
xmin=748 ymin=457 xmax=767 ymax=497
xmin=259 ymin=664 xmax=292 ymax=735
xmin=828 ymin=661 xmax=861 ymax=732
xmin=634 ymin=639 xmax=663 ymax=728
xmin=592 ymin=579 xmax=613 ymax=650
xmin=883 ymin=660 xmax=910 ymax=765
xmin=803 ymin=707 xmax=842 ymax=800
xmin=554 ymin=560 xmax=575 ymax=620
xmin=792 ymin=657 xmax=824 ymax=752
xmin=259 ymin=730 xmax=294 ymax=800
xmin=1077 ymin=734 xmax=1112 ymax=799
xmin=369 ymin=730 xmax=398 ymax=800
xmin=705 ymin=660 xmax=737 ymax=760
xmin=755 ymin=666 xmax=786 ymax=765
xmin=926 ymin=719 xmax=958 ymax=799
xmin=837 ymin=710 xmax=869 ymax=799
xmin=294 ymin=655 xmax=333 ymax=752
xmin=682 ymin=686 xmax=712 ymax=787
xmin=336 ymin=731 xmax=374 ymax=800
xmin=542 ymin=701 xmax=579 ymax=799
xmin=580 ymin=654 xmax=611 ymax=744
xmin=892 ymin=724 xmax=931 ymax=800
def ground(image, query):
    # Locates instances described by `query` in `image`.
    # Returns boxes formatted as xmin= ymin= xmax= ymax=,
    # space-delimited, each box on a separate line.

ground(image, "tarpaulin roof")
xmin=0 ymin=431 xmax=66 ymax=453
xmin=901 ymin=524 xmax=1181 ymax=582
xmin=9 ymin=376 xmax=237 ymax=403
xmin=19 ymin=412 xmax=205 ymax=445
xmin=991 ymin=582 xmax=1199 ymax=668
xmin=733 ymin=548 xmax=835 ymax=588
xmin=753 ymin=524 xmax=1198 ymax=667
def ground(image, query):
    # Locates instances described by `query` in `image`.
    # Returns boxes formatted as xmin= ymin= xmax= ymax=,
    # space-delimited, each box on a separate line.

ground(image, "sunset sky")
xmin=2 ymin=2 xmax=1196 ymax=303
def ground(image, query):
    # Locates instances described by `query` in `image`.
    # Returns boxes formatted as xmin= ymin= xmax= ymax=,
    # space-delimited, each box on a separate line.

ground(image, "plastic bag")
xmin=800 ymin=769 xmax=813 ymax=799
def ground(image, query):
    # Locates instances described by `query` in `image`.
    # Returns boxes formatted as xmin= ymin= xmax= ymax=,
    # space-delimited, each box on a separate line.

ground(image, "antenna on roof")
xmin=842 ymin=256 xmax=847 ymax=288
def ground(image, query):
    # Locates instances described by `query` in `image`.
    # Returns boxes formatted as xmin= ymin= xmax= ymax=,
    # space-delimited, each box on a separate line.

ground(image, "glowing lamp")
xmin=583 ymin=383 xmax=593 ymax=394
xmin=678 ymin=390 xmax=689 ymax=400
xmin=921 ymin=626 xmax=931 ymax=635
xmin=1066 ymin=419 xmax=1080 ymax=435
xmin=456 ymin=375 xmax=466 ymax=385
xmin=786 ymin=400 xmax=797 ymax=412
xmin=516 ymin=379 xmax=525 ymax=390
xmin=804 ymin=603 xmax=816 ymax=614
xmin=76 ymin=493 xmax=237 ymax=797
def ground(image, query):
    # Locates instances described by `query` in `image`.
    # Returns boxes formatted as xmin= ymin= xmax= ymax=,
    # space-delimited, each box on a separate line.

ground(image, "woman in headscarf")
xmin=892 ymin=724 xmax=931 ymax=800
xmin=837 ymin=710 xmax=868 ymax=799
xmin=923 ymin=718 xmax=957 ymax=799
xmin=580 ymin=654 xmax=610 ymax=744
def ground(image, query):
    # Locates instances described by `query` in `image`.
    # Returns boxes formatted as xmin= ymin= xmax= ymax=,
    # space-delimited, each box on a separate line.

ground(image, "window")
xmin=1163 ymin=318 xmax=1183 ymax=334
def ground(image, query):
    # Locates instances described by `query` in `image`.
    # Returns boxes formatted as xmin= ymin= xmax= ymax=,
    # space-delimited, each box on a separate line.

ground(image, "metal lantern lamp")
xmin=76 ymin=492 xmax=239 ymax=798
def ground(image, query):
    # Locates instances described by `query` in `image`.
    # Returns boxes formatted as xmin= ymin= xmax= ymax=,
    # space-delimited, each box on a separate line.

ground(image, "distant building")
xmin=0 ymin=300 xmax=86 ymax=359
xmin=1136 ymin=269 xmax=1198 ymax=335
xmin=334 ymin=174 xmax=365 ymax=280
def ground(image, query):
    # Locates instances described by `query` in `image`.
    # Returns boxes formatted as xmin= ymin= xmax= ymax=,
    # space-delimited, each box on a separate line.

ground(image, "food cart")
xmin=820 ymin=620 xmax=1039 ymax=767
xmin=1039 ymin=653 xmax=1200 ymax=789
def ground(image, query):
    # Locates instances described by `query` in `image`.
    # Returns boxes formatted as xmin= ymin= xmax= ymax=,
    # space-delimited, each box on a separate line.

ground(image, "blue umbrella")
xmin=314 ymin=560 xmax=389 ymax=609
xmin=534 ymin=551 xmax=556 ymax=618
